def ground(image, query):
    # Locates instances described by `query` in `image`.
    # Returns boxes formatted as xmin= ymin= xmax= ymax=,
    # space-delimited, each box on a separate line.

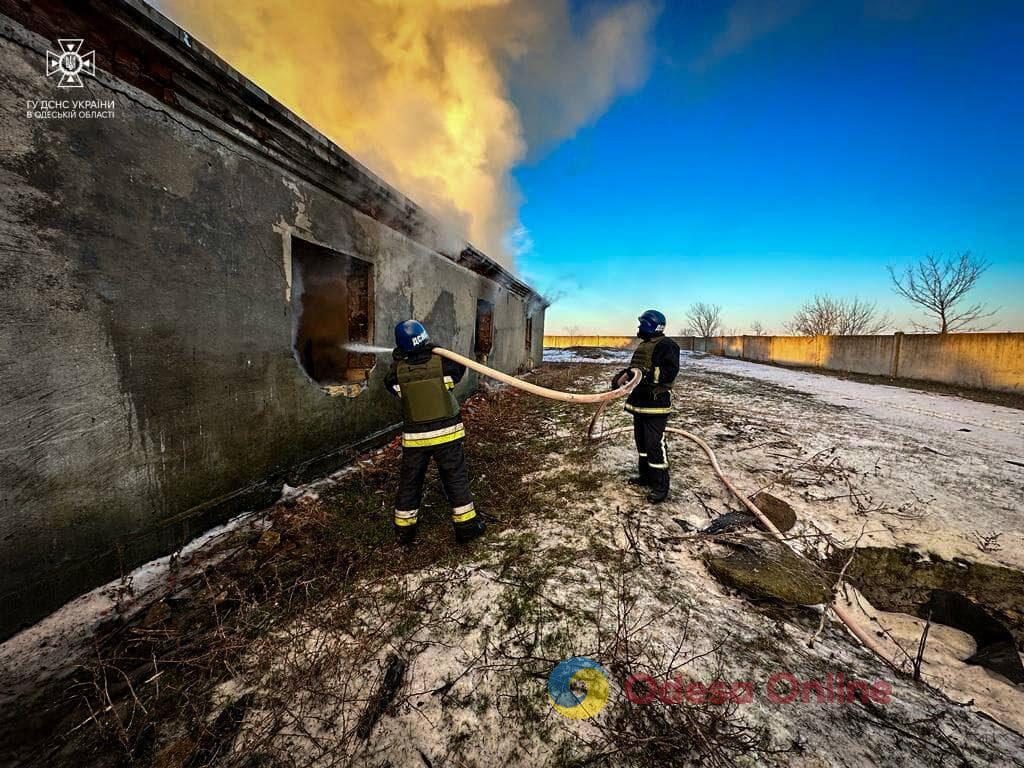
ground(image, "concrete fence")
xmin=682 ymin=333 xmax=1024 ymax=394
xmin=543 ymin=335 xmax=635 ymax=348
xmin=544 ymin=333 xmax=1024 ymax=394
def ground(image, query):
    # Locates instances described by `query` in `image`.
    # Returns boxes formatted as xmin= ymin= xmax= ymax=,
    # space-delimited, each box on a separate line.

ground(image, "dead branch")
xmin=913 ymin=612 xmax=932 ymax=682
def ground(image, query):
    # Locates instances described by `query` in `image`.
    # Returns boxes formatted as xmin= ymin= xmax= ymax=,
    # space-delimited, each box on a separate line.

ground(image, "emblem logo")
xmin=46 ymin=39 xmax=96 ymax=88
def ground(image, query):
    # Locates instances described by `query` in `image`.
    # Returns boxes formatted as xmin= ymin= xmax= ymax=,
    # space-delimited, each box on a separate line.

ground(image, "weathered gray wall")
xmin=0 ymin=6 xmax=543 ymax=638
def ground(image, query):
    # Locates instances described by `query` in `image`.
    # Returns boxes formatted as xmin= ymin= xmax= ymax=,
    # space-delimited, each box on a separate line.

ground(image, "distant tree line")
xmin=673 ymin=251 xmax=998 ymax=338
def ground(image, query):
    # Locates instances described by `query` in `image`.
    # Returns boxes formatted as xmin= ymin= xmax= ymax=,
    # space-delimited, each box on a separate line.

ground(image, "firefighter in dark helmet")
xmin=612 ymin=309 xmax=680 ymax=503
xmin=385 ymin=320 xmax=486 ymax=545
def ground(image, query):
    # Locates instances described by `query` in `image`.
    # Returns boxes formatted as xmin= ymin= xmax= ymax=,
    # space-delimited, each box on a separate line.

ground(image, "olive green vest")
xmin=396 ymin=355 xmax=459 ymax=424
xmin=629 ymin=338 xmax=667 ymax=385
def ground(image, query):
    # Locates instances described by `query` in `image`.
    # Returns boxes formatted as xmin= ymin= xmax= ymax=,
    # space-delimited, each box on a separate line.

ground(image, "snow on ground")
xmin=542 ymin=347 xmax=633 ymax=365
xmin=555 ymin=349 xmax=1024 ymax=737
xmin=0 ymin=508 xmax=269 ymax=719
xmin=667 ymin=350 xmax=1023 ymax=571
xmin=216 ymin=362 xmax=1023 ymax=765
xmin=0 ymin=459 xmax=376 ymax=719
xmin=546 ymin=346 xmax=1023 ymax=567
xmin=545 ymin=346 xmax=1023 ymax=455
xmin=681 ymin=351 xmax=1023 ymax=457
xmin=4 ymin=354 xmax=1023 ymax=766
xmin=836 ymin=585 xmax=1024 ymax=736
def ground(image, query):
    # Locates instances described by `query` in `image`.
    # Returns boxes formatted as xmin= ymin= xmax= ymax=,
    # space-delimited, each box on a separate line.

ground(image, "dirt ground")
xmin=2 ymin=352 xmax=1023 ymax=767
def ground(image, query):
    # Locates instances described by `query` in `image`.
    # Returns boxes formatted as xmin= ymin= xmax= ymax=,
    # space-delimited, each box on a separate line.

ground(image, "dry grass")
xmin=20 ymin=369 xmax=593 ymax=767
xmin=13 ymin=363 xmax=798 ymax=767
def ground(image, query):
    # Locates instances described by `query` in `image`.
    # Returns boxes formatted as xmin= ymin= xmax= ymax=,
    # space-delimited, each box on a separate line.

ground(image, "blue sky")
xmin=516 ymin=0 xmax=1023 ymax=335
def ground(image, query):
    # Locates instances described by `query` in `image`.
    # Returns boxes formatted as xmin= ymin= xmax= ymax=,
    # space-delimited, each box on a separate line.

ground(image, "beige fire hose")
xmin=432 ymin=347 xmax=897 ymax=670
xmin=432 ymin=347 xmax=642 ymax=403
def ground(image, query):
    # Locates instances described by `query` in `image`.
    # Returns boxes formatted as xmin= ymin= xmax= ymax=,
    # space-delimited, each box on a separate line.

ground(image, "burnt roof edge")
xmin=0 ymin=0 xmax=543 ymax=303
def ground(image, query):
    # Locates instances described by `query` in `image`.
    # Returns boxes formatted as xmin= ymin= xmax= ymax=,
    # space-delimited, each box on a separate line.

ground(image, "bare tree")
xmin=887 ymin=252 xmax=997 ymax=333
xmin=685 ymin=302 xmax=722 ymax=338
xmin=786 ymin=295 xmax=891 ymax=336
xmin=834 ymin=297 xmax=892 ymax=335
xmin=750 ymin=321 xmax=766 ymax=336
xmin=786 ymin=296 xmax=838 ymax=336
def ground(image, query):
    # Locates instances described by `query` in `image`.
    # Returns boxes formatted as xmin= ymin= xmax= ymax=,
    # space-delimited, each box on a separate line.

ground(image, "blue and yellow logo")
xmin=547 ymin=657 xmax=610 ymax=719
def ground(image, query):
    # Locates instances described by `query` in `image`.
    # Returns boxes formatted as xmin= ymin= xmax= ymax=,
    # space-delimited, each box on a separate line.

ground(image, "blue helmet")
xmin=638 ymin=309 xmax=666 ymax=335
xmin=395 ymin=319 xmax=430 ymax=351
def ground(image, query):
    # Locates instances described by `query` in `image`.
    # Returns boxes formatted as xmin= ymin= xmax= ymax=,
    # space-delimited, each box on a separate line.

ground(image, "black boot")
xmin=454 ymin=517 xmax=486 ymax=544
xmin=396 ymin=524 xmax=418 ymax=546
xmin=646 ymin=469 xmax=669 ymax=504
xmin=627 ymin=457 xmax=651 ymax=486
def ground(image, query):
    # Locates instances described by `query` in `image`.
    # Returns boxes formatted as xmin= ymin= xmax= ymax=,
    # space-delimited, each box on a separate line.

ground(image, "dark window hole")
xmin=475 ymin=299 xmax=494 ymax=359
xmin=290 ymin=237 xmax=375 ymax=396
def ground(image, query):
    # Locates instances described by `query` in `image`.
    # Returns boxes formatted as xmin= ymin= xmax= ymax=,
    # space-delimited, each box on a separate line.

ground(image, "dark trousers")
xmin=633 ymin=414 xmax=669 ymax=492
xmin=395 ymin=439 xmax=475 ymax=531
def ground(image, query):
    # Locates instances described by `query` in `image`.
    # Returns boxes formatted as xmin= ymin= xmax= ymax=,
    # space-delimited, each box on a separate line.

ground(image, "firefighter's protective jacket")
xmin=613 ymin=334 xmax=681 ymax=415
xmin=385 ymin=344 xmax=467 ymax=447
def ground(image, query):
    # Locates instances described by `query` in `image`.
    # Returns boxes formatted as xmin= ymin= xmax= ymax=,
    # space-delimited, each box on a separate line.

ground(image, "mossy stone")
xmin=705 ymin=536 xmax=830 ymax=605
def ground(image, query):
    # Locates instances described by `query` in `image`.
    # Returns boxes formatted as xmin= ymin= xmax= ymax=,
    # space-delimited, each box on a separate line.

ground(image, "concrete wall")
xmin=742 ymin=335 xmax=771 ymax=363
xmin=821 ymin=335 xmax=896 ymax=377
xmin=679 ymin=333 xmax=1024 ymax=393
xmin=543 ymin=335 xmax=634 ymax=348
xmin=769 ymin=336 xmax=820 ymax=367
xmin=546 ymin=331 xmax=1023 ymax=394
xmin=721 ymin=336 xmax=743 ymax=358
xmin=761 ymin=335 xmax=895 ymax=375
xmin=0 ymin=1 xmax=544 ymax=638
xmin=897 ymin=333 xmax=1024 ymax=392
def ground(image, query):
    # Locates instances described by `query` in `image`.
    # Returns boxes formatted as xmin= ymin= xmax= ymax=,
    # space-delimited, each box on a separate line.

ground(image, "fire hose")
xmin=432 ymin=347 xmax=897 ymax=669
xmin=432 ymin=347 xmax=643 ymax=403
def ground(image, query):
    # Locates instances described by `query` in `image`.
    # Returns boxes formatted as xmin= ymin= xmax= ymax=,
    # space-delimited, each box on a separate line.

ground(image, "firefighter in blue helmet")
xmin=385 ymin=320 xmax=486 ymax=545
xmin=612 ymin=310 xmax=681 ymax=503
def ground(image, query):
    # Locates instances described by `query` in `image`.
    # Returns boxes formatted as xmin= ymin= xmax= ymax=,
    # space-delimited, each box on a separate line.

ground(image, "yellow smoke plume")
xmin=161 ymin=0 xmax=658 ymax=266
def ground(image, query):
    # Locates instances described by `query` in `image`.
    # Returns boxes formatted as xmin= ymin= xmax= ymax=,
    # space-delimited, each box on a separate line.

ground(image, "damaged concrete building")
xmin=0 ymin=0 xmax=545 ymax=639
